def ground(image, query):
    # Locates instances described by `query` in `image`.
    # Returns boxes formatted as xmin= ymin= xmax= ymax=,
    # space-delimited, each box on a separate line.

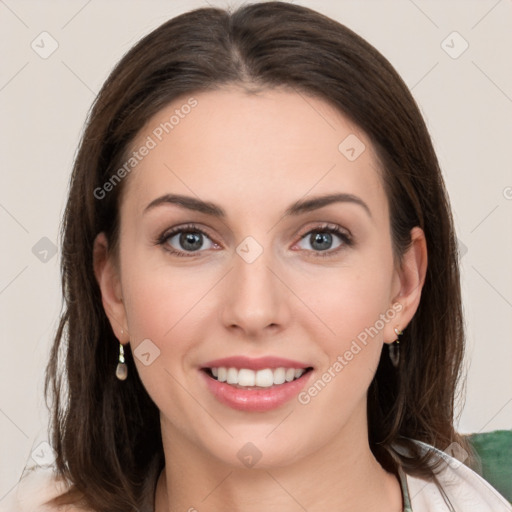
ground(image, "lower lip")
xmin=200 ymin=370 xmax=313 ymax=412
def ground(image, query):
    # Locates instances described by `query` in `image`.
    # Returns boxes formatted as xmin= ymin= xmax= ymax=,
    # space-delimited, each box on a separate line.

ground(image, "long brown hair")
xmin=44 ymin=2 xmax=467 ymax=510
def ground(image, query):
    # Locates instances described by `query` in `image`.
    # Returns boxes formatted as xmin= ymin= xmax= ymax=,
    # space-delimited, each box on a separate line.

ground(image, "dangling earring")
xmin=116 ymin=343 xmax=128 ymax=381
xmin=389 ymin=327 xmax=403 ymax=368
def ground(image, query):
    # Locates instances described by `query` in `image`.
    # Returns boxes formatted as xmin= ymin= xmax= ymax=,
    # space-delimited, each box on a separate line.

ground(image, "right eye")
xmin=157 ymin=224 xmax=220 ymax=257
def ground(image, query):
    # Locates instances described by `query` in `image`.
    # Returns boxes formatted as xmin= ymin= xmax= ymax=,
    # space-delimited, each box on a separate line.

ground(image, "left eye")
xmin=296 ymin=229 xmax=347 ymax=252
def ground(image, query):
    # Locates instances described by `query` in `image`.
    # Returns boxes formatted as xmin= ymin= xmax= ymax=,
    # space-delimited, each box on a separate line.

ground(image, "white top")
xmin=1 ymin=442 xmax=510 ymax=512
xmin=402 ymin=441 xmax=511 ymax=511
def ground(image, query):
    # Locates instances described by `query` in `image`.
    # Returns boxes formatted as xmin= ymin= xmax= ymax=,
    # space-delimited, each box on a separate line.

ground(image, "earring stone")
xmin=116 ymin=343 xmax=128 ymax=380
xmin=389 ymin=327 xmax=402 ymax=368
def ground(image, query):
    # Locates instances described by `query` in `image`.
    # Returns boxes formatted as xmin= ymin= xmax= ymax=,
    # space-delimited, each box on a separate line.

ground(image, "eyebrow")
xmin=143 ymin=192 xmax=371 ymax=218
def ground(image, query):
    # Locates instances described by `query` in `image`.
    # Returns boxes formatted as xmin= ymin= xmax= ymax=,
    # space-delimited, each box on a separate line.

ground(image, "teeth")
xmin=217 ymin=367 xmax=227 ymax=382
xmin=208 ymin=367 xmax=307 ymax=387
xmin=226 ymin=367 xmax=238 ymax=384
xmin=285 ymin=368 xmax=296 ymax=382
xmin=273 ymin=367 xmax=286 ymax=385
xmin=255 ymin=369 xmax=273 ymax=387
xmin=238 ymin=369 xmax=255 ymax=386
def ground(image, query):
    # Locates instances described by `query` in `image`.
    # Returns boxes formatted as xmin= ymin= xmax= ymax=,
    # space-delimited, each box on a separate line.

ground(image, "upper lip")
xmin=201 ymin=356 xmax=312 ymax=371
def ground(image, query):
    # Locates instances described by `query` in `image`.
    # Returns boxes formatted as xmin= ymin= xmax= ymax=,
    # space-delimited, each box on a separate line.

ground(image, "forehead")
xmin=122 ymin=87 xmax=386 ymax=219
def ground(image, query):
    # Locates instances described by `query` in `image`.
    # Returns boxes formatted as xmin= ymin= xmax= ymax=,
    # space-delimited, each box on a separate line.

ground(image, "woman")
xmin=3 ymin=2 xmax=511 ymax=511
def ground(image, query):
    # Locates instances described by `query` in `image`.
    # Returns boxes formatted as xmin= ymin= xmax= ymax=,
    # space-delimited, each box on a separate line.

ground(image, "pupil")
xmin=311 ymin=232 xmax=332 ymax=251
xmin=180 ymin=232 xmax=202 ymax=251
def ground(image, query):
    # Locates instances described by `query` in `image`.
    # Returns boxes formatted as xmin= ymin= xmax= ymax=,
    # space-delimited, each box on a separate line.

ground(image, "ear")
xmin=93 ymin=232 xmax=129 ymax=344
xmin=385 ymin=226 xmax=428 ymax=344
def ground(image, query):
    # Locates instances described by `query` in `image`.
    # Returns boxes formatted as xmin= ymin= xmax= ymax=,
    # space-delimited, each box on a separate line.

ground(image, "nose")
xmin=220 ymin=245 xmax=291 ymax=339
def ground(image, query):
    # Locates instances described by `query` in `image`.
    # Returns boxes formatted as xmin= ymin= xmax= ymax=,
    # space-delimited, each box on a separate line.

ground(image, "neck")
xmin=154 ymin=412 xmax=402 ymax=512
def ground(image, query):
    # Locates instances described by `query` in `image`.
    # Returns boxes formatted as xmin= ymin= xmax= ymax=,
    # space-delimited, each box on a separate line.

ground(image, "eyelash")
xmin=155 ymin=223 xmax=353 ymax=258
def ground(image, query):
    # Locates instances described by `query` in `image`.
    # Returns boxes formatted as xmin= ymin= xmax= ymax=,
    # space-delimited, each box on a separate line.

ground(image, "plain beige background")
xmin=1 ymin=0 xmax=511 ymax=501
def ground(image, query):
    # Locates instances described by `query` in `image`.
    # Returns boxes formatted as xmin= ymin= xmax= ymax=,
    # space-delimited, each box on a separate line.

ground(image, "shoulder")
xmin=404 ymin=440 xmax=512 ymax=512
xmin=0 ymin=466 xmax=86 ymax=512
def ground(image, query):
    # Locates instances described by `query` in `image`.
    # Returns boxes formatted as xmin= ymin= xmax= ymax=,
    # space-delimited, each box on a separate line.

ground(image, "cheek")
xmin=291 ymin=255 xmax=397 ymax=408
xmin=121 ymin=254 xmax=214 ymax=342
xmin=119 ymin=251 xmax=221 ymax=397
xmin=293 ymin=270 xmax=393 ymax=423
xmin=119 ymin=258 xmax=215 ymax=424
xmin=298 ymin=261 xmax=394 ymax=345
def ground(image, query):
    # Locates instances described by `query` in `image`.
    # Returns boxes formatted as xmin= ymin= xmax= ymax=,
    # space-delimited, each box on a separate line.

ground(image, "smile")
xmin=199 ymin=357 xmax=314 ymax=412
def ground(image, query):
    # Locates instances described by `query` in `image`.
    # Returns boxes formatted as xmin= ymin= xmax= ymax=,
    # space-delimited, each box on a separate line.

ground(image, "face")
xmin=96 ymin=87 xmax=425 ymax=469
